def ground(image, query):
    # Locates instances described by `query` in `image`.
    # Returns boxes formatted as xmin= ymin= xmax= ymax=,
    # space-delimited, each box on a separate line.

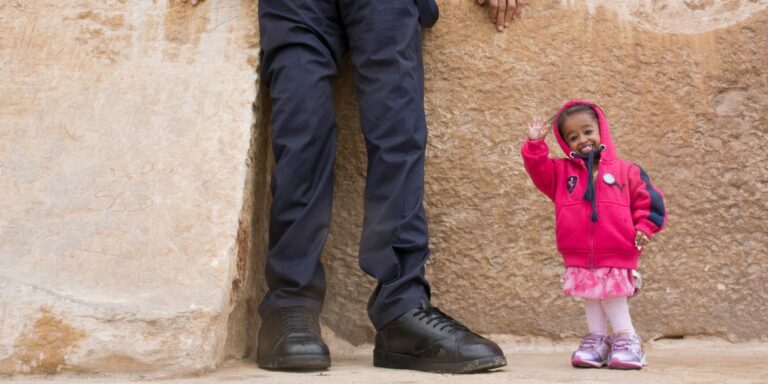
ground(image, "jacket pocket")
xmin=592 ymin=201 xmax=635 ymax=253
xmin=555 ymin=203 xmax=589 ymax=252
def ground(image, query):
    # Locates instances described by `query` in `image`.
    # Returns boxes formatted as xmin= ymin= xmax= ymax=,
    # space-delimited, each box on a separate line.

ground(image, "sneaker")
xmin=256 ymin=307 xmax=331 ymax=370
xmin=373 ymin=302 xmax=507 ymax=373
xmin=571 ymin=333 xmax=610 ymax=368
xmin=607 ymin=332 xmax=647 ymax=369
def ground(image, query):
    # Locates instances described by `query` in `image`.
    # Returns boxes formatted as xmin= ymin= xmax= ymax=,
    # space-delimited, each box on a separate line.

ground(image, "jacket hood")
xmin=552 ymin=99 xmax=616 ymax=163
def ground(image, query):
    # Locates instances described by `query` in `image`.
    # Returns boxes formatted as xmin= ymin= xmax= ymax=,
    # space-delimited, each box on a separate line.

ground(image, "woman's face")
xmin=561 ymin=112 xmax=601 ymax=154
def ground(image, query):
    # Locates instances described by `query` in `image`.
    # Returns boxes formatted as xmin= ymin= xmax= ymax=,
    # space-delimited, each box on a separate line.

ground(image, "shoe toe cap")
xmin=610 ymin=351 xmax=632 ymax=361
xmin=609 ymin=352 xmax=644 ymax=365
xmin=573 ymin=350 xmax=599 ymax=360
xmin=457 ymin=338 xmax=505 ymax=360
xmin=278 ymin=335 xmax=330 ymax=356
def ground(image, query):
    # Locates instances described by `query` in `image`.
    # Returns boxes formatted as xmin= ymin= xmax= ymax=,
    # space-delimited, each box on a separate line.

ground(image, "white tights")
xmin=583 ymin=297 xmax=634 ymax=335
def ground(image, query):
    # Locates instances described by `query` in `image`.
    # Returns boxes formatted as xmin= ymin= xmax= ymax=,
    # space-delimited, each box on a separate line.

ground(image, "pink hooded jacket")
xmin=521 ymin=100 xmax=666 ymax=269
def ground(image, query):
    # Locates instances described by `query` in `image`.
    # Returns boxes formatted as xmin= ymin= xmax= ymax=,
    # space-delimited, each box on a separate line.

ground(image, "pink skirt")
xmin=562 ymin=267 xmax=637 ymax=299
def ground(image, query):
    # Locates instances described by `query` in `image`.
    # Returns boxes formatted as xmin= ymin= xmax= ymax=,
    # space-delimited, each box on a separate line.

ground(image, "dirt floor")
xmin=3 ymin=336 xmax=767 ymax=383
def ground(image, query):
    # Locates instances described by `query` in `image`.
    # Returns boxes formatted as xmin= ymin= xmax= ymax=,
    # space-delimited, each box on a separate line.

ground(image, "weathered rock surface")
xmin=0 ymin=0 xmax=258 ymax=375
xmin=581 ymin=0 xmax=768 ymax=34
xmin=1 ymin=0 xmax=766 ymax=376
xmin=321 ymin=0 xmax=768 ymax=344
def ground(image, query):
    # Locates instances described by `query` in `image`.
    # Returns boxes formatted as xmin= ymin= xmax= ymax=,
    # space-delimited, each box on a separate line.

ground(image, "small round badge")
xmin=603 ymin=173 xmax=616 ymax=185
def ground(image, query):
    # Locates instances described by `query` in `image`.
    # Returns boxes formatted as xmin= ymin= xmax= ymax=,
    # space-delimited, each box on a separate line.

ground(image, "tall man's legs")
xmin=341 ymin=0 xmax=506 ymax=373
xmin=256 ymin=0 xmax=345 ymax=370
xmin=342 ymin=0 xmax=431 ymax=330
xmin=258 ymin=0 xmax=507 ymax=373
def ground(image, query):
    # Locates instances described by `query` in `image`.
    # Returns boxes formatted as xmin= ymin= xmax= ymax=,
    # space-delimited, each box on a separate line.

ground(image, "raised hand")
xmin=527 ymin=118 xmax=548 ymax=141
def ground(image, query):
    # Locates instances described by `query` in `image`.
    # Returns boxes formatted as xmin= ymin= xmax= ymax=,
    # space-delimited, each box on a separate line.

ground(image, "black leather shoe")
xmin=256 ymin=307 xmax=331 ymax=370
xmin=374 ymin=302 xmax=506 ymax=373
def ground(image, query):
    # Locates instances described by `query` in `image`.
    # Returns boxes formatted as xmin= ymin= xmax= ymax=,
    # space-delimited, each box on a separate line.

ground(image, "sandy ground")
xmin=3 ymin=336 xmax=767 ymax=383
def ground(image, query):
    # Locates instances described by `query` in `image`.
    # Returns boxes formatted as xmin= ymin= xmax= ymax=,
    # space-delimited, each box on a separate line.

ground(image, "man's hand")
xmin=181 ymin=0 xmax=203 ymax=5
xmin=476 ymin=0 xmax=524 ymax=32
xmin=527 ymin=118 xmax=547 ymax=141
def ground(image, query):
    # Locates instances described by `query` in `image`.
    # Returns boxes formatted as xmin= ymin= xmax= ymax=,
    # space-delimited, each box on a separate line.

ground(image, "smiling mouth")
xmin=579 ymin=145 xmax=595 ymax=153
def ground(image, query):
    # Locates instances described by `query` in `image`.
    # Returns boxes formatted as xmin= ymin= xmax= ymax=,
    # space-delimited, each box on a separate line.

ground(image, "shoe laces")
xmin=578 ymin=334 xmax=605 ymax=350
xmin=277 ymin=307 xmax=316 ymax=334
xmin=411 ymin=305 xmax=470 ymax=334
xmin=611 ymin=334 xmax=638 ymax=352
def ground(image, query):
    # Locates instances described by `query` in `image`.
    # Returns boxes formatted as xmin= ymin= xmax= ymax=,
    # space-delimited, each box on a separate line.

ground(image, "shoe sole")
xmin=373 ymin=350 xmax=507 ymax=374
xmin=257 ymin=354 xmax=331 ymax=371
xmin=571 ymin=356 xmax=606 ymax=368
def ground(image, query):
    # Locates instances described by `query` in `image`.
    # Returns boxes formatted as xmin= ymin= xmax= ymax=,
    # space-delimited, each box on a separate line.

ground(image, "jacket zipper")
xmin=588 ymin=162 xmax=598 ymax=269
xmin=589 ymin=218 xmax=595 ymax=269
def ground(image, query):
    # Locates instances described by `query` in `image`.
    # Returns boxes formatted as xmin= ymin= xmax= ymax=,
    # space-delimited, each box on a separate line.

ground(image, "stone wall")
xmin=0 ymin=0 xmax=259 ymax=375
xmin=1 ymin=0 xmax=766 ymax=376
xmin=319 ymin=0 xmax=768 ymax=343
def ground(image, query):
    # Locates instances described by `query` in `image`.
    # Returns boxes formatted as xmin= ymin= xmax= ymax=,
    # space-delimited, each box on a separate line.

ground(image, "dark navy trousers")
xmin=258 ymin=0 xmax=432 ymax=330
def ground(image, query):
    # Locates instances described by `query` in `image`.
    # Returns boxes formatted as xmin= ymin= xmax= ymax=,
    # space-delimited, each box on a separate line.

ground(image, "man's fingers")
xmin=496 ymin=0 xmax=507 ymax=31
xmin=489 ymin=0 xmax=499 ymax=23
xmin=505 ymin=0 xmax=516 ymax=27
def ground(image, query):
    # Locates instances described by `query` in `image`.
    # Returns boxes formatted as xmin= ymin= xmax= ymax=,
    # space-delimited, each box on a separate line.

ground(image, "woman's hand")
xmin=635 ymin=230 xmax=650 ymax=250
xmin=527 ymin=118 xmax=548 ymax=140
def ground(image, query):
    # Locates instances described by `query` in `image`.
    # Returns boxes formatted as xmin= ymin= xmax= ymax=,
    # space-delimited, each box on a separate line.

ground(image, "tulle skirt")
xmin=562 ymin=267 xmax=637 ymax=299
